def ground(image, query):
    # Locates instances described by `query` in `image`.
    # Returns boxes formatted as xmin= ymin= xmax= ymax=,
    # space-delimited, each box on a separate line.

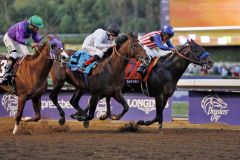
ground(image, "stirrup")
xmin=141 ymin=81 xmax=150 ymax=96
xmin=137 ymin=67 xmax=144 ymax=73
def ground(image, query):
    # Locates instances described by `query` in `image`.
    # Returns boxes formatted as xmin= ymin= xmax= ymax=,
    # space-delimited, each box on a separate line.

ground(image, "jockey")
xmin=2 ymin=15 xmax=44 ymax=83
xmin=137 ymin=25 xmax=176 ymax=74
xmin=81 ymin=23 xmax=120 ymax=67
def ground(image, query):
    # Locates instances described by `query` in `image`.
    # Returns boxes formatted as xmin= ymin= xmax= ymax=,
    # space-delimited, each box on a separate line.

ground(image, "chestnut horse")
xmin=0 ymin=35 xmax=66 ymax=134
xmin=96 ymin=39 xmax=214 ymax=128
xmin=49 ymin=33 xmax=149 ymax=125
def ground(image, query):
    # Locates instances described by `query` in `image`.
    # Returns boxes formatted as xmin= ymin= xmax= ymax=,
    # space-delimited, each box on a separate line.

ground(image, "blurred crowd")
xmin=185 ymin=63 xmax=240 ymax=79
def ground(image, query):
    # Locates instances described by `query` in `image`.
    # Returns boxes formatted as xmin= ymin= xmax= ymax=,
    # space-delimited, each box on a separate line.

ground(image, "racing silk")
xmin=82 ymin=29 xmax=112 ymax=50
xmin=7 ymin=20 xmax=42 ymax=45
xmin=140 ymin=31 xmax=174 ymax=50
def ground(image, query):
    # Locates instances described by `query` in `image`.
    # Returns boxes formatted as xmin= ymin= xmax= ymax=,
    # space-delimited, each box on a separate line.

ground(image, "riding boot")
xmin=83 ymin=55 xmax=100 ymax=68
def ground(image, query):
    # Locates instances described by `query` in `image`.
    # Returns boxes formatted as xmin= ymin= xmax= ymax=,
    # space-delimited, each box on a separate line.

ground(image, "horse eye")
xmin=51 ymin=43 xmax=57 ymax=49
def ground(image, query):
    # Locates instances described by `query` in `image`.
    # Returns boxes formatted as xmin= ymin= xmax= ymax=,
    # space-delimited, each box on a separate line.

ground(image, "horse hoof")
xmin=13 ymin=124 xmax=18 ymax=135
xmin=21 ymin=117 xmax=32 ymax=121
xmin=136 ymin=120 xmax=145 ymax=125
xmin=70 ymin=114 xmax=77 ymax=120
xmin=159 ymin=123 xmax=163 ymax=129
xmin=58 ymin=117 xmax=65 ymax=126
xmin=76 ymin=116 xmax=87 ymax=121
xmin=99 ymin=115 xmax=108 ymax=120
xmin=83 ymin=121 xmax=89 ymax=128
xmin=111 ymin=115 xmax=118 ymax=120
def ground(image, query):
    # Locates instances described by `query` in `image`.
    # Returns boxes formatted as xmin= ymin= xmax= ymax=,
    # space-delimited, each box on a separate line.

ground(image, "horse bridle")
xmin=113 ymin=38 xmax=145 ymax=63
xmin=113 ymin=39 xmax=134 ymax=61
xmin=35 ymin=43 xmax=64 ymax=62
xmin=174 ymin=42 xmax=206 ymax=66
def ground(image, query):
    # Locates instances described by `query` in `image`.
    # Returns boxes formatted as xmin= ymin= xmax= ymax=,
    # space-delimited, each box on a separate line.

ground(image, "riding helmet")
xmin=29 ymin=15 xmax=44 ymax=28
xmin=161 ymin=25 xmax=174 ymax=37
xmin=106 ymin=24 xmax=120 ymax=37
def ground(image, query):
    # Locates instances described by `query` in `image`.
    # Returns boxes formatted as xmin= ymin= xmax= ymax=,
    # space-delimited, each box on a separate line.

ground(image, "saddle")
xmin=67 ymin=50 xmax=98 ymax=75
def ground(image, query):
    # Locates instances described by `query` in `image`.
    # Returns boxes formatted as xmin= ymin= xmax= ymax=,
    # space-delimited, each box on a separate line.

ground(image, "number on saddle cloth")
xmin=0 ymin=59 xmax=8 ymax=83
xmin=67 ymin=50 xmax=97 ymax=74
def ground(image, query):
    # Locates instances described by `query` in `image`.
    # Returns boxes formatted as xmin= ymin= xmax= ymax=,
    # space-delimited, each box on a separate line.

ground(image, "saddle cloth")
xmin=125 ymin=58 xmax=159 ymax=83
xmin=67 ymin=50 xmax=97 ymax=74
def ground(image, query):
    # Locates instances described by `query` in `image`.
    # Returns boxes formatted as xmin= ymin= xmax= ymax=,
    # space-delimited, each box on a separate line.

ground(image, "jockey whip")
xmin=39 ymin=17 xmax=63 ymax=42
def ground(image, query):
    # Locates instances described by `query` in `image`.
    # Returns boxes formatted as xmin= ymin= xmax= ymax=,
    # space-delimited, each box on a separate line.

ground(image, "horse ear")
xmin=134 ymin=32 xmax=138 ymax=39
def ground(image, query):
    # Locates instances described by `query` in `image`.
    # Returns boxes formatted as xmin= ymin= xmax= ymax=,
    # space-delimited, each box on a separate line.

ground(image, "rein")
xmin=174 ymin=45 xmax=203 ymax=65
xmin=113 ymin=45 xmax=131 ymax=61
xmin=35 ymin=46 xmax=63 ymax=62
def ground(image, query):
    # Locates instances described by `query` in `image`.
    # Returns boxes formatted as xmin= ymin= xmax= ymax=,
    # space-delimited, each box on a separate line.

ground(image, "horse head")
xmin=177 ymin=39 xmax=214 ymax=69
xmin=35 ymin=35 xmax=68 ymax=61
xmin=115 ymin=33 xmax=149 ymax=63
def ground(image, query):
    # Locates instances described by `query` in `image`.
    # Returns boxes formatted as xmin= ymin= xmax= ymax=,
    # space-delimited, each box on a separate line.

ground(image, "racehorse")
xmin=97 ymin=39 xmax=214 ymax=128
xmin=0 ymin=35 xmax=66 ymax=134
xmin=49 ymin=33 xmax=149 ymax=125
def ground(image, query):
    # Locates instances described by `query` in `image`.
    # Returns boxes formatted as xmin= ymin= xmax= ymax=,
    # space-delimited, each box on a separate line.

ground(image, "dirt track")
xmin=0 ymin=118 xmax=240 ymax=160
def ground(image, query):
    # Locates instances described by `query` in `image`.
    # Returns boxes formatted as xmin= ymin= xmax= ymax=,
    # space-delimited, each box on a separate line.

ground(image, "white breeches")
xmin=82 ymin=44 xmax=104 ymax=58
xmin=3 ymin=33 xmax=30 ymax=59
xmin=143 ymin=46 xmax=171 ymax=59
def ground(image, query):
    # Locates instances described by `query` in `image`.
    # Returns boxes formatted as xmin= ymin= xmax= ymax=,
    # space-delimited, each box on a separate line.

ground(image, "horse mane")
xmin=24 ymin=42 xmax=47 ymax=61
xmin=115 ymin=33 xmax=129 ymax=47
xmin=159 ymin=52 xmax=173 ymax=60
xmin=102 ymin=47 xmax=113 ymax=59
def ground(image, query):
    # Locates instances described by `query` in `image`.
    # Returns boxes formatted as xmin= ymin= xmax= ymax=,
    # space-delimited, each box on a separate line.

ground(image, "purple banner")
xmin=189 ymin=91 xmax=240 ymax=125
xmin=0 ymin=91 xmax=172 ymax=122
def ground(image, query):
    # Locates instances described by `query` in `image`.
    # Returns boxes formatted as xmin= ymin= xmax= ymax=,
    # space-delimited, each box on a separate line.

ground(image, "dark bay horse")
xmin=49 ymin=33 xmax=149 ymax=125
xmin=0 ymin=35 xmax=66 ymax=134
xmin=97 ymin=39 xmax=214 ymax=128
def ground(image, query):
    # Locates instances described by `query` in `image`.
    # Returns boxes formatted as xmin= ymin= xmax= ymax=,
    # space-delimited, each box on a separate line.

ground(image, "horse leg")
xmin=13 ymin=96 xmax=27 ymax=134
xmin=99 ymin=97 xmax=111 ymax=120
xmin=110 ymin=91 xmax=129 ymax=120
xmin=76 ymin=94 xmax=99 ymax=121
xmin=49 ymin=82 xmax=65 ymax=125
xmin=22 ymin=97 xmax=42 ymax=122
xmin=83 ymin=105 xmax=89 ymax=114
xmin=137 ymin=95 xmax=163 ymax=126
xmin=70 ymin=89 xmax=87 ymax=119
xmin=156 ymin=98 xmax=168 ymax=129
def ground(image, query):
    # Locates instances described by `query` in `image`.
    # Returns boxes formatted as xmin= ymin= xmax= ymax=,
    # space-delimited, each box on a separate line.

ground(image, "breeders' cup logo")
xmin=127 ymin=98 xmax=169 ymax=114
xmin=1 ymin=94 xmax=18 ymax=117
xmin=95 ymin=98 xmax=111 ymax=118
xmin=201 ymin=95 xmax=229 ymax=122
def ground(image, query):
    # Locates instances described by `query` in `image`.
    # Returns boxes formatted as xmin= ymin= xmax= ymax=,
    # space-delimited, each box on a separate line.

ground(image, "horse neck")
xmin=32 ymin=46 xmax=54 ymax=80
xmin=111 ymin=43 xmax=130 ymax=75
xmin=167 ymin=51 xmax=191 ymax=80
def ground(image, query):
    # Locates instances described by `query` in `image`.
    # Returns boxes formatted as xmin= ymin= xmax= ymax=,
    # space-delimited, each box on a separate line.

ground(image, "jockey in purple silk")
xmin=2 ymin=15 xmax=44 ymax=83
